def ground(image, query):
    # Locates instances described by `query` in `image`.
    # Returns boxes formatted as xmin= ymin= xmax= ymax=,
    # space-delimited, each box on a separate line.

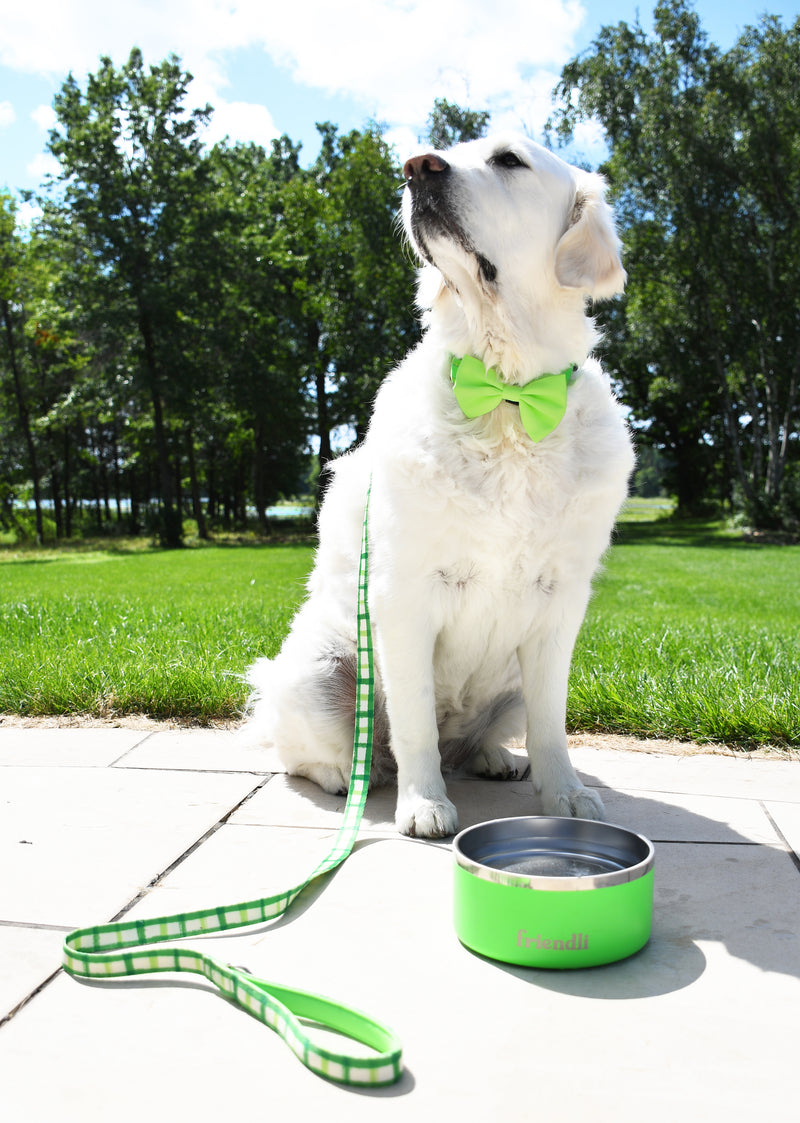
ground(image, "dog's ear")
xmin=554 ymin=171 xmax=626 ymax=300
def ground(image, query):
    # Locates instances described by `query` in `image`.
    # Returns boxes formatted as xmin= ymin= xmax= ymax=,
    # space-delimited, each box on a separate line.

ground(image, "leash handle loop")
xmin=63 ymin=481 xmax=402 ymax=1086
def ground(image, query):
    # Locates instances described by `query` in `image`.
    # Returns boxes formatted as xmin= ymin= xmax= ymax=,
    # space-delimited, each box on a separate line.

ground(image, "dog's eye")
xmin=492 ymin=151 xmax=526 ymax=170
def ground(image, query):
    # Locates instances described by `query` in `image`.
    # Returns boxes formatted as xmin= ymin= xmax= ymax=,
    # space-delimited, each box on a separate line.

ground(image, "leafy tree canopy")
xmin=426 ymin=98 xmax=490 ymax=147
xmin=551 ymin=0 xmax=800 ymax=530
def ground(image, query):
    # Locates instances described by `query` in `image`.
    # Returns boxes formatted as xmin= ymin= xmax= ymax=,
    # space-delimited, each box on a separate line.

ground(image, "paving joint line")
xmin=759 ymin=800 xmax=800 ymax=877
xmin=650 ymin=839 xmax=762 ymax=846
xmin=0 ymin=967 xmax=63 ymax=1032
xmin=112 ymin=765 xmax=275 ymax=777
xmin=0 ymin=773 xmax=274 ymax=1033
xmin=107 ymin=729 xmax=156 ymax=767
xmin=0 ymin=919 xmax=74 ymax=932
xmin=103 ymin=773 xmax=275 ymax=924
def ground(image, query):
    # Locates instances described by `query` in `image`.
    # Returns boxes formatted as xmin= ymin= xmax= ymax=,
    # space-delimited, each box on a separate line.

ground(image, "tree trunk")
xmin=745 ymin=381 xmax=764 ymax=498
xmin=779 ymin=366 xmax=798 ymax=488
xmin=112 ymin=423 xmax=123 ymax=523
xmin=316 ymin=361 xmax=333 ymax=470
xmin=152 ymin=388 xmax=181 ymax=544
xmin=63 ymin=429 xmax=73 ymax=538
xmin=1 ymin=298 xmax=44 ymax=543
xmin=206 ymin=449 xmax=217 ymax=521
xmin=309 ymin=324 xmax=333 ymax=489
xmin=50 ymin=460 xmax=63 ymax=538
xmin=184 ymin=423 xmax=208 ymax=538
xmin=129 ymin=468 xmax=140 ymax=535
xmin=138 ymin=302 xmax=182 ymax=547
xmin=715 ymin=358 xmax=752 ymax=506
xmin=251 ymin=419 xmax=273 ymax=534
xmin=93 ymin=453 xmax=103 ymax=533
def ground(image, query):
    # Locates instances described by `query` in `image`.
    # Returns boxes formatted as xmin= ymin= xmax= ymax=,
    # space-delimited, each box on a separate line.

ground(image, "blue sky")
xmin=1 ymin=0 xmax=798 ymax=207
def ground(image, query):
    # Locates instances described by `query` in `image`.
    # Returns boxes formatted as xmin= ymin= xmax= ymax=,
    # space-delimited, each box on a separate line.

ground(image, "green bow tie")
xmin=450 ymin=355 xmax=573 ymax=443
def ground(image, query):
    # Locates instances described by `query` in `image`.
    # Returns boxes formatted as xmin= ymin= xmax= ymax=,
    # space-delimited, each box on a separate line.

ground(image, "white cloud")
xmin=199 ymin=99 xmax=280 ymax=148
xmin=16 ymin=198 xmax=43 ymax=226
xmin=0 ymin=2 xmax=239 ymax=76
xmin=568 ymin=117 xmax=609 ymax=163
xmin=249 ymin=0 xmax=586 ymax=125
xmin=383 ymin=125 xmax=423 ymax=163
xmin=31 ymin=104 xmax=57 ymax=131
xmin=0 ymin=0 xmax=588 ymax=143
xmin=0 ymin=100 xmax=16 ymax=128
xmin=26 ymin=151 xmax=61 ymax=181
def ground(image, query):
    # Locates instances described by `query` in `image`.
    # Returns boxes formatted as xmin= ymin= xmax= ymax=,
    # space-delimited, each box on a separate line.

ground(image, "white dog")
xmin=246 ymin=133 xmax=634 ymax=839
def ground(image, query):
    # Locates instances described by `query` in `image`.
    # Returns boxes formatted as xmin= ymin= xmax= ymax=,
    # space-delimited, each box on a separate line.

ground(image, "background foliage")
xmin=550 ymin=1 xmax=800 ymax=531
xmin=2 ymin=3 xmax=799 ymax=546
xmin=1 ymin=72 xmax=476 ymax=547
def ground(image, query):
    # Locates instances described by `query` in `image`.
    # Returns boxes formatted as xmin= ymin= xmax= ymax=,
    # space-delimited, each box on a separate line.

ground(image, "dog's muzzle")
xmin=402 ymin=152 xmax=453 ymax=253
xmin=403 ymin=152 xmax=497 ymax=285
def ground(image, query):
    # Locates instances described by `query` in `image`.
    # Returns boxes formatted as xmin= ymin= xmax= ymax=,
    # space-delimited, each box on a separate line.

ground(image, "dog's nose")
xmin=403 ymin=152 xmax=450 ymax=183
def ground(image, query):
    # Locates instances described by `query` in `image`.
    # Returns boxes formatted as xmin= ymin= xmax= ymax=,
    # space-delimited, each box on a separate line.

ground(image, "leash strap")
xmin=63 ymin=484 xmax=403 ymax=1087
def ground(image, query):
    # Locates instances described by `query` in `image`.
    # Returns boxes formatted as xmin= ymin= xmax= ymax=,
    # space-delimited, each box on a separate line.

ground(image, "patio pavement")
xmin=1 ymin=722 xmax=798 ymax=1122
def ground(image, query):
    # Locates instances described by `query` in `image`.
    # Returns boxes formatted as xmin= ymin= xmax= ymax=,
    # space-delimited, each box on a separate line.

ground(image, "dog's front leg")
xmin=517 ymin=598 xmax=605 ymax=821
xmin=372 ymin=597 xmax=458 ymax=839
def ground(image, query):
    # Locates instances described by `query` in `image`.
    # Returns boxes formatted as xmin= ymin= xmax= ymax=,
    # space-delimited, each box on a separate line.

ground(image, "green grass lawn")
xmin=571 ymin=516 xmax=799 ymax=746
xmin=0 ymin=542 xmax=312 ymax=720
xmin=1 ymin=510 xmax=798 ymax=748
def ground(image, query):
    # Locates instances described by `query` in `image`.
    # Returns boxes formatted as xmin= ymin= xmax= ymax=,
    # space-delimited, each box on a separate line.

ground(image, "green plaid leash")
xmin=63 ymin=482 xmax=403 ymax=1087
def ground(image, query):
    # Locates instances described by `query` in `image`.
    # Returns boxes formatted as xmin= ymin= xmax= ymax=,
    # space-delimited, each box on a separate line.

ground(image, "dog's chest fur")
xmin=359 ymin=354 xmax=632 ymax=710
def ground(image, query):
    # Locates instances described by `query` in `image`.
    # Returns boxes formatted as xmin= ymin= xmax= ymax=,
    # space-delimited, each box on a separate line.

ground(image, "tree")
xmin=281 ymin=123 xmax=420 ymax=479
xmin=425 ymin=98 xmax=490 ymax=147
xmin=311 ymin=125 xmax=420 ymax=446
xmin=550 ymin=1 xmax=800 ymax=527
xmin=47 ymin=48 xmax=213 ymax=546
xmin=2 ymin=80 xmax=499 ymax=541
xmin=203 ymin=136 xmax=311 ymax=531
xmin=1 ymin=193 xmax=47 ymax=542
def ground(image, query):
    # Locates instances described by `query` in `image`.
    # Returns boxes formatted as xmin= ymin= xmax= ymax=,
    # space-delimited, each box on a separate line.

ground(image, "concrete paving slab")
xmin=0 ymin=925 xmax=66 ymax=1018
xmin=116 ymin=726 xmax=281 ymax=774
xmin=1 ymin=766 xmax=264 ymax=927
xmin=1 ymin=826 xmax=798 ymax=1122
xmin=568 ymin=744 xmax=676 ymax=789
xmin=1 ymin=729 xmax=798 ymax=1123
xmin=228 ymin=771 xmax=562 ymax=832
xmin=571 ymin=743 xmax=800 ymax=802
xmin=229 ymin=770 xmax=785 ymax=847
xmin=0 ymin=726 xmax=148 ymax=767
xmin=229 ymin=771 xmax=399 ymax=830
xmin=764 ymin=800 xmax=800 ymax=860
xmin=118 ymin=823 xmax=356 ymax=916
xmin=600 ymin=787 xmax=782 ymax=844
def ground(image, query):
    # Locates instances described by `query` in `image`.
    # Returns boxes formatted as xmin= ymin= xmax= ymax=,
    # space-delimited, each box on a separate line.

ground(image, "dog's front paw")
xmin=396 ymin=795 xmax=459 ymax=839
xmin=468 ymin=744 xmax=520 ymax=780
xmin=294 ymin=762 xmax=349 ymax=795
xmin=543 ymin=784 xmax=605 ymax=821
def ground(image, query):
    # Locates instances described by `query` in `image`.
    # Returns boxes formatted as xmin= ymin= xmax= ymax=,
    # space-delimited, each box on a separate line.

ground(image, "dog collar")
xmin=450 ymin=355 xmax=575 ymax=443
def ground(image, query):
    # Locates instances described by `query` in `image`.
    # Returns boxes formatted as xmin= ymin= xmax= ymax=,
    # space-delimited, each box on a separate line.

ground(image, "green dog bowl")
xmin=453 ymin=817 xmax=654 ymax=968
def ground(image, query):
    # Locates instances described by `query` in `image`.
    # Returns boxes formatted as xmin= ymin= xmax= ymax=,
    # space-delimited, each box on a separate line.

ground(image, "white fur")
xmin=246 ymin=133 xmax=634 ymax=839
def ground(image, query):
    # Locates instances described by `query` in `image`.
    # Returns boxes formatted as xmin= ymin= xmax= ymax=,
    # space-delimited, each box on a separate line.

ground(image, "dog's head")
xmin=401 ymin=133 xmax=625 ymax=374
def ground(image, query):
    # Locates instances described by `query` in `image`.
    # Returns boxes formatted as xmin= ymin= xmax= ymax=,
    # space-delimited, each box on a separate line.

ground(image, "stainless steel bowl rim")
xmin=453 ymin=816 xmax=655 ymax=891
